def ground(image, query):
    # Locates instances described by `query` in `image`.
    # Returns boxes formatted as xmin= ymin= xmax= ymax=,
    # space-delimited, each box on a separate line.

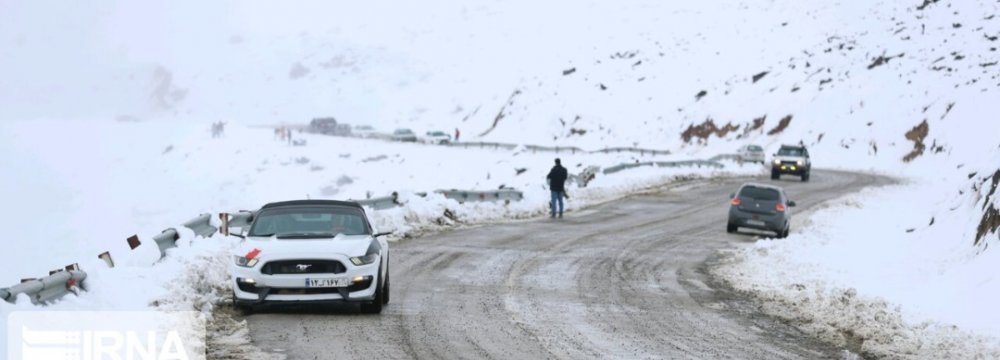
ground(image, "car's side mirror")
xmin=374 ymin=231 xmax=394 ymax=238
xmin=788 ymin=200 xmax=797 ymax=207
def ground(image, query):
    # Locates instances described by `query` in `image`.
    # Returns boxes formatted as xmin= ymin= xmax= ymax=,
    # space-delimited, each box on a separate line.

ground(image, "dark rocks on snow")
xmin=562 ymin=67 xmax=576 ymax=76
xmin=752 ymin=71 xmax=770 ymax=83
xmin=695 ymin=90 xmax=708 ymax=101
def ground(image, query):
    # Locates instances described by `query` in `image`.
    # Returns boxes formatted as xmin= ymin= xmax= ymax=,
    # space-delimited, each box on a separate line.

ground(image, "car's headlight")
xmin=773 ymin=159 xmax=781 ymax=165
xmin=350 ymin=253 xmax=378 ymax=266
xmin=233 ymin=255 xmax=259 ymax=268
xmin=796 ymin=160 xmax=804 ymax=166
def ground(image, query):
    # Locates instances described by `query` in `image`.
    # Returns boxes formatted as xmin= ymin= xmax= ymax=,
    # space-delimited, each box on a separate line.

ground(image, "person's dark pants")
xmin=550 ymin=191 xmax=564 ymax=217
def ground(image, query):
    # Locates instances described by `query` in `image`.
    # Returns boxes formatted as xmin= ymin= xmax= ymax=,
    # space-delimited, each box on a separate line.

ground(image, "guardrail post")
xmin=127 ymin=235 xmax=141 ymax=250
xmin=98 ymin=251 xmax=115 ymax=268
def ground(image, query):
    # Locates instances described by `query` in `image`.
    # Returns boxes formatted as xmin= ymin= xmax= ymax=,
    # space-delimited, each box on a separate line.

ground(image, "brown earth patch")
xmin=976 ymin=170 xmax=1000 ymax=245
xmin=681 ymin=119 xmax=740 ymax=143
xmin=740 ymin=116 xmax=767 ymax=138
xmin=766 ymin=115 xmax=793 ymax=135
xmin=479 ymin=90 xmax=522 ymax=137
xmin=902 ymin=120 xmax=929 ymax=162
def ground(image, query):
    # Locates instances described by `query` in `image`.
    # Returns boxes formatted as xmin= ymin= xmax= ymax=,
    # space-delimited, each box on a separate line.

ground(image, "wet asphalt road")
xmin=242 ymin=170 xmax=886 ymax=359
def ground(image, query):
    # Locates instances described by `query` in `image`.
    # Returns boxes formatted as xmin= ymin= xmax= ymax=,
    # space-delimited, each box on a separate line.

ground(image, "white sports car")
xmin=230 ymin=200 xmax=390 ymax=314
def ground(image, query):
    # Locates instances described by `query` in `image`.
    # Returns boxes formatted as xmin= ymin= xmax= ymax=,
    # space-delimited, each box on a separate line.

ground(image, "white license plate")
xmin=305 ymin=278 xmax=351 ymax=288
xmin=746 ymin=220 xmax=766 ymax=227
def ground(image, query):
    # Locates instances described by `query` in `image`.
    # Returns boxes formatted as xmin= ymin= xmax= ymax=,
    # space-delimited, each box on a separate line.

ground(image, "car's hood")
xmin=235 ymin=234 xmax=374 ymax=259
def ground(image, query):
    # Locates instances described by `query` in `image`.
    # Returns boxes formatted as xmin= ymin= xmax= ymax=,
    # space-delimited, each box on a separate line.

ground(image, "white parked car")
xmin=391 ymin=128 xmax=418 ymax=142
xmin=736 ymin=144 xmax=766 ymax=164
xmin=423 ymin=130 xmax=452 ymax=145
xmin=230 ymin=200 xmax=391 ymax=314
xmin=353 ymin=125 xmax=377 ymax=139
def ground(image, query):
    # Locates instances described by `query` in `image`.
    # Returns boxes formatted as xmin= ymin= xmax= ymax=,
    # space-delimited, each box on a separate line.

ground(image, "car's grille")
xmin=780 ymin=161 xmax=799 ymax=166
xmin=261 ymin=260 xmax=346 ymax=275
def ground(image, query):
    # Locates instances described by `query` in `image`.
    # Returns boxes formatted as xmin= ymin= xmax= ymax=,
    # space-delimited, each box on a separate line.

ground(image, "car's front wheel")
xmin=801 ymin=171 xmax=810 ymax=182
xmin=382 ymin=270 xmax=390 ymax=305
xmin=771 ymin=169 xmax=780 ymax=180
xmin=360 ymin=269 xmax=385 ymax=314
xmin=726 ymin=223 xmax=737 ymax=233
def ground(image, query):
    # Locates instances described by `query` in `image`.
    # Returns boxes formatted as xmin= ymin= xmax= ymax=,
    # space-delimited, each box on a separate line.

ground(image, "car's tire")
xmin=771 ymin=169 xmax=780 ymax=180
xmin=360 ymin=270 xmax=384 ymax=314
xmin=801 ymin=171 xmax=810 ymax=182
xmin=726 ymin=223 xmax=737 ymax=233
xmin=382 ymin=266 xmax=390 ymax=305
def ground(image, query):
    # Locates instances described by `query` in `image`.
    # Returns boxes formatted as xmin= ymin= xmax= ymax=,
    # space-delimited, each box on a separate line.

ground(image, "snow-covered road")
xmin=236 ymin=170 xmax=887 ymax=359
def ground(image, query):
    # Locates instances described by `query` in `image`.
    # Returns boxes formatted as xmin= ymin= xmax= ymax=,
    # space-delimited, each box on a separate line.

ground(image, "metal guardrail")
xmin=708 ymin=154 xmax=743 ymax=162
xmin=591 ymin=147 xmax=671 ymax=156
xmin=436 ymin=189 xmax=524 ymax=203
xmin=448 ymin=141 xmax=520 ymax=150
xmin=182 ymin=213 xmax=218 ymax=238
xmin=447 ymin=142 xmax=673 ymax=157
xmin=569 ymin=166 xmax=601 ymax=187
xmin=1 ymin=270 xmax=87 ymax=305
xmin=524 ymin=145 xmax=586 ymax=154
xmin=352 ymin=194 xmax=400 ymax=211
xmin=654 ymin=160 xmax=724 ymax=169
xmin=601 ymin=154 xmax=735 ymax=175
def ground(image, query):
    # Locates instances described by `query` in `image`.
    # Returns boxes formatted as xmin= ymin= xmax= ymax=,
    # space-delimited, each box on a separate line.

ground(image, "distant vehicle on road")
xmin=736 ymin=144 xmax=765 ymax=164
xmin=309 ymin=117 xmax=339 ymax=135
xmin=771 ymin=144 xmax=811 ymax=181
xmin=229 ymin=200 xmax=392 ymax=314
xmin=424 ymin=131 xmax=452 ymax=145
xmin=727 ymin=183 xmax=796 ymax=238
xmin=309 ymin=117 xmax=352 ymax=136
xmin=391 ymin=128 xmax=418 ymax=142
xmin=353 ymin=125 xmax=377 ymax=139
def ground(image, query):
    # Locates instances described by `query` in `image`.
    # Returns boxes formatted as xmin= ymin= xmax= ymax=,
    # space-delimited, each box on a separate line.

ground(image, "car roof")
xmin=739 ymin=182 xmax=785 ymax=191
xmin=260 ymin=199 xmax=364 ymax=210
xmin=779 ymin=144 xmax=806 ymax=149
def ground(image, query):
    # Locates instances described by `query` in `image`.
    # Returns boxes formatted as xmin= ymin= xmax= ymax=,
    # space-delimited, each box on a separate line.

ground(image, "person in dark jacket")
xmin=546 ymin=158 xmax=568 ymax=218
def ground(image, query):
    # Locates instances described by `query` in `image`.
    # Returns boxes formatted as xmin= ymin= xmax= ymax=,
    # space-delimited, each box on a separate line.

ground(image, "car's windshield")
xmin=248 ymin=207 xmax=371 ymax=238
xmin=429 ymin=131 xmax=445 ymax=136
xmin=395 ymin=129 xmax=412 ymax=135
xmin=748 ymin=145 xmax=763 ymax=152
xmin=777 ymin=147 xmax=804 ymax=156
xmin=739 ymin=186 xmax=780 ymax=201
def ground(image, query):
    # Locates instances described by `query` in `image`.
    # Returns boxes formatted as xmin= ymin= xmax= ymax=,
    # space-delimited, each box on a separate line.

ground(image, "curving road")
xmin=241 ymin=170 xmax=887 ymax=359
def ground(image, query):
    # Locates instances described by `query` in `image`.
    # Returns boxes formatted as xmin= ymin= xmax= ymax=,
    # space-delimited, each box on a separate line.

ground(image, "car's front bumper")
xmin=728 ymin=208 xmax=786 ymax=232
xmin=231 ymin=257 xmax=379 ymax=304
xmin=772 ymin=163 xmax=808 ymax=175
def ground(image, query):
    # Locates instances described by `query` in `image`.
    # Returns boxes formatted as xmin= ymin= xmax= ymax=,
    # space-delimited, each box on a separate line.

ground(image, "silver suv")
xmin=727 ymin=183 xmax=796 ymax=238
xmin=771 ymin=144 xmax=811 ymax=181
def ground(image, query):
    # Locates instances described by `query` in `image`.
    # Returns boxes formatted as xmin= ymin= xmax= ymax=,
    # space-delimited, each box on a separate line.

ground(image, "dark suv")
xmin=771 ymin=144 xmax=811 ymax=181
xmin=727 ymin=183 xmax=796 ymax=238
